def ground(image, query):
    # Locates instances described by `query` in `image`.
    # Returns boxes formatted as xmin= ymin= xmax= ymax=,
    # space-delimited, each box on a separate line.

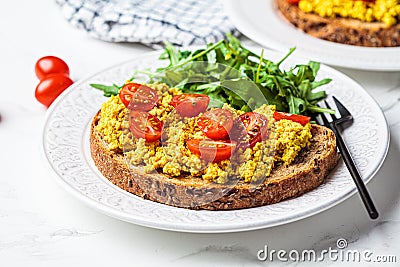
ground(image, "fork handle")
xmin=331 ymin=126 xmax=379 ymax=219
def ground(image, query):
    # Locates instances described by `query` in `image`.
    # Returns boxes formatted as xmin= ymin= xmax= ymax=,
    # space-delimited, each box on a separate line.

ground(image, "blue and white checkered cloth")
xmin=56 ymin=0 xmax=239 ymax=48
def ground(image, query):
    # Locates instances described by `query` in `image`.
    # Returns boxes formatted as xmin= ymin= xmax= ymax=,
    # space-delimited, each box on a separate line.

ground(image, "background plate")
xmin=224 ymin=0 xmax=400 ymax=71
xmin=42 ymin=49 xmax=389 ymax=233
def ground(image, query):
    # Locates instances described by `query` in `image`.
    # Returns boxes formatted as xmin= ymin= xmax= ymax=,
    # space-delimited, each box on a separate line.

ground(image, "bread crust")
xmin=90 ymin=111 xmax=339 ymax=210
xmin=276 ymin=0 xmax=400 ymax=47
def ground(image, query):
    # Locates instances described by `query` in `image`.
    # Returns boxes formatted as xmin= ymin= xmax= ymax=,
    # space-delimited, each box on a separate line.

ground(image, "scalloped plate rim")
xmin=41 ymin=48 xmax=390 ymax=233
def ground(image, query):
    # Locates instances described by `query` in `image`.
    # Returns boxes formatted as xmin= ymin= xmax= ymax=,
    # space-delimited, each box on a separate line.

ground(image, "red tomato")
xmin=119 ymin=83 xmax=159 ymax=111
xmin=129 ymin=111 xmax=163 ymax=142
xmin=35 ymin=56 xmax=70 ymax=80
xmin=231 ymin=112 xmax=269 ymax=149
xmin=273 ymin=111 xmax=310 ymax=126
xmin=186 ymin=139 xmax=237 ymax=163
xmin=287 ymin=0 xmax=299 ymax=4
xmin=170 ymin=94 xmax=210 ymax=117
xmin=35 ymin=74 xmax=73 ymax=107
xmin=197 ymin=108 xmax=234 ymax=140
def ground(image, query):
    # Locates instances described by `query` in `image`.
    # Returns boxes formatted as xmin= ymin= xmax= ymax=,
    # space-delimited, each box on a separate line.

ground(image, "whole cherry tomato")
xmin=35 ymin=56 xmax=70 ymax=80
xmin=119 ymin=83 xmax=159 ymax=111
xmin=231 ymin=112 xmax=269 ymax=149
xmin=197 ymin=108 xmax=234 ymax=140
xmin=170 ymin=94 xmax=210 ymax=117
xmin=186 ymin=139 xmax=237 ymax=163
xmin=35 ymin=74 xmax=73 ymax=107
xmin=129 ymin=110 xmax=163 ymax=142
xmin=273 ymin=111 xmax=310 ymax=126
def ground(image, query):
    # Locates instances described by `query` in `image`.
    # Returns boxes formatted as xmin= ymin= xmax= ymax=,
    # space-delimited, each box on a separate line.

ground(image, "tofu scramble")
xmin=298 ymin=0 xmax=400 ymax=26
xmin=96 ymin=83 xmax=312 ymax=184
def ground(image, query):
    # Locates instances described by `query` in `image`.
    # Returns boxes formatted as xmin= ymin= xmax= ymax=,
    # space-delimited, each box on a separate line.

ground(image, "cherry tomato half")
xmin=119 ymin=83 xmax=159 ymax=111
xmin=35 ymin=56 xmax=70 ymax=80
xmin=273 ymin=111 xmax=310 ymax=126
xmin=35 ymin=74 xmax=73 ymax=107
xmin=129 ymin=111 xmax=163 ymax=142
xmin=186 ymin=139 xmax=237 ymax=163
xmin=231 ymin=112 xmax=269 ymax=149
xmin=170 ymin=94 xmax=210 ymax=117
xmin=197 ymin=108 xmax=234 ymax=140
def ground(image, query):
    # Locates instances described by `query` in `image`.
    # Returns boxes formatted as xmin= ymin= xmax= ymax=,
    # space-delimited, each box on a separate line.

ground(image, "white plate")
xmin=42 ymin=49 xmax=389 ymax=233
xmin=224 ymin=0 xmax=400 ymax=71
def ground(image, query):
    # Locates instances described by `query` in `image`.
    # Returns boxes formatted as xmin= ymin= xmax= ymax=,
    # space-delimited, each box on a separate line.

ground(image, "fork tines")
xmin=332 ymin=96 xmax=352 ymax=121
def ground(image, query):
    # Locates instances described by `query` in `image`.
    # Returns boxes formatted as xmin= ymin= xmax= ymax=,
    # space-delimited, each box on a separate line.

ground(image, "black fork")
xmin=320 ymin=96 xmax=379 ymax=220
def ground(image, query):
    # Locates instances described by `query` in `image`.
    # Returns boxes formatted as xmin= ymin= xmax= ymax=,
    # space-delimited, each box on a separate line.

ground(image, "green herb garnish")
xmin=90 ymin=83 xmax=121 ymax=97
xmin=91 ymin=34 xmax=334 ymax=115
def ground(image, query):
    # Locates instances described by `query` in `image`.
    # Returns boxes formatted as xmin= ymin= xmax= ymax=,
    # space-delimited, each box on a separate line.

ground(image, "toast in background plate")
xmin=276 ymin=0 xmax=400 ymax=47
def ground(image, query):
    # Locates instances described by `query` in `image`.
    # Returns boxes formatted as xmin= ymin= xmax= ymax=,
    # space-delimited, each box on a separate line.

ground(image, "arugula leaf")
xmin=90 ymin=83 xmax=120 ymax=97
xmin=91 ymin=34 xmax=334 ymax=116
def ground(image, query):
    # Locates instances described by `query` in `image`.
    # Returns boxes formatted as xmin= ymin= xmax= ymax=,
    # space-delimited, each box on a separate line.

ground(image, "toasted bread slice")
xmin=276 ymin=0 xmax=400 ymax=47
xmin=90 ymin=110 xmax=339 ymax=210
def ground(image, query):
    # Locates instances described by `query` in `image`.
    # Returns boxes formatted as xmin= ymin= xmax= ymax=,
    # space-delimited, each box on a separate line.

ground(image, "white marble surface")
xmin=1 ymin=1 xmax=399 ymax=266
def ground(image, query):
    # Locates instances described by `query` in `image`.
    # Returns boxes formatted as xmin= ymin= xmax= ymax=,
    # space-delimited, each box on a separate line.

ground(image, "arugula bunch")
xmin=92 ymin=34 xmax=333 ymax=115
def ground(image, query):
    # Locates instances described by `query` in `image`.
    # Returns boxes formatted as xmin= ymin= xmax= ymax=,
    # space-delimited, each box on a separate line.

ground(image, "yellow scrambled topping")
xmin=148 ymin=84 xmax=182 ymax=122
xmin=96 ymin=83 xmax=312 ymax=184
xmin=96 ymin=95 xmax=127 ymax=151
xmin=275 ymin=119 xmax=312 ymax=165
xmin=299 ymin=0 xmax=400 ymax=26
